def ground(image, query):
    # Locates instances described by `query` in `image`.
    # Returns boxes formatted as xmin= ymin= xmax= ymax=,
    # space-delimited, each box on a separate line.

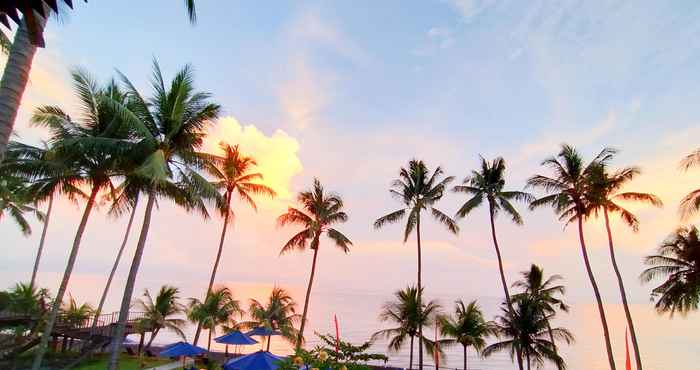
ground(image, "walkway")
xmin=146 ymin=358 xmax=194 ymax=370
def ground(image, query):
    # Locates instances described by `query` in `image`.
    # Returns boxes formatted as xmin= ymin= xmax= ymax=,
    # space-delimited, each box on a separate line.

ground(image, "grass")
xmin=72 ymin=353 xmax=172 ymax=370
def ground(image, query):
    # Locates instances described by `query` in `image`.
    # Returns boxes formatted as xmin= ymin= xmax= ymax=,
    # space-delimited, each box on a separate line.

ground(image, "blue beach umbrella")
xmin=215 ymin=330 xmax=259 ymax=356
xmin=223 ymin=350 xmax=284 ymax=370
xmin=245 ymin=327 xmax=282 ymax=351
xmin=159 ymin=341 xmax=208 ymax=368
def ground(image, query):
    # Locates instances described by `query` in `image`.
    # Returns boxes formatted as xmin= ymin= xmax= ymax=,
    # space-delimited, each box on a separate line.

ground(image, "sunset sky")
xmin=2 ymin=0 xmax=700 ymax=324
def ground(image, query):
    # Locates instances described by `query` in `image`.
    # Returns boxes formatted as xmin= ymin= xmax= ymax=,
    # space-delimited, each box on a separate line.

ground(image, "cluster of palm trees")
xmin=373 ymin=265 xmax=571 ymax=370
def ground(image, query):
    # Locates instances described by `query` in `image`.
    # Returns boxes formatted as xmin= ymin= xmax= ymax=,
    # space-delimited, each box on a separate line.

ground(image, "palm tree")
xmin=60 ymin=294 xmax=94 ymax=329
xmin=106 ymin=60 xmax=221 ymax=370
xmin=0 ymin=170 xmax=40 ymax=236
xmin=484 ymin=297 xmax=573 ymax=370
xmin=243 ymin=287 xmax=301 ymax=351
xmin=136 ymin=286 xmax=186 ymax=349
xmin=527 ymin=144 xmax=617 ymax=370
xmin=438 ymin=300 xmax=494 ymax=370
xmin=372 ymin=286 xmax=442 ymax=370
xmin=511 ymin=265 xmax=569 ymax=355
xmin=374 ymin=159 xmax=458 ymax=370
xmin=0 ymin=2 xmax=199 ymax=162
xmin=278 ymin=179 xmax=351 ymax=349
xmin=452 ymin=156 xmax=532 ymax=370
xmin=4 ymin=141 xmax=86 ymax=289
xmin=30 ymin=70 xmax=132 ymax=370
xmin=679 ymin=148 xmax=700 ymax=219
xmin=192 ymin=143 xmax=275 ymax=345
xmin=588 ymin=163 xmax=662 ymax=370
xmin=188 ymin=286 xmax=242 ymax=351
xmin=640 ymin=225 xmax=700 ymax=315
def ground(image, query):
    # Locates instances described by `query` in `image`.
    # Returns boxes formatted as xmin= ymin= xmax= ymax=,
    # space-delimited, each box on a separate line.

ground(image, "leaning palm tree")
xmin=4 ymin=141 xmax=86 ymax=288
xmin=188 ymin=286 xmax=241 ymax=351
xmin=243 ymin=287 xmax=301 ymax=351
xmin=679 ymin=148 xmax=700 ymax=219
xmin=640 ymin=225 xmax=700 ymax=315
xmin=278 ymin=179 xmax=351 ymax=349
xmin=192 ymin=143 xmax=275 ymax=345
xmin=588 ymin=163 xmax=662 ymax=370
xmin=527 ymin=144 xmax=617 ymax=370
xmin=511 ymin=265 xmax=569 ymax=355
xmin=30 ymin=70 xmax=131 ymax=370
xmin=484 ymin=297 xmax=572 ymax=370
xmin=438 ymin=300 xmax=494 ymax=370
xmin=105 ymin=60 xmax=221 ymax=370
xmin=372 ymin=286 xmax=442 ymax=370
xmin=0 ymin=1 xmax=199 ymax=162
xmin=374 ymin=159 xmax=458 ymax=370
xmin=136 ymin=286 xmax=186 ymax=349
xmin=452 ymin=156 xmax=532 ymax=370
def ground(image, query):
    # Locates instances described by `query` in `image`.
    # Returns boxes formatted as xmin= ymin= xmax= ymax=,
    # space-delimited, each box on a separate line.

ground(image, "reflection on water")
xmin=121 ymin=283 xmax=700 ymax=370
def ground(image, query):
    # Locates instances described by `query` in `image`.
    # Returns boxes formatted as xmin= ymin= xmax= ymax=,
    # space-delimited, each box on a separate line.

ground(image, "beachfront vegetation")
xmin=278 ymin=179 xmax=352 ymax=348
xmin=188 ymin=286 xmax=242 ymax=351
xmin=242 ymin=287 xmax=301 ymax=351
xmin=136 ymin=286 xmax=187 ymax=350
xmin=437 ymin=300 xmax=494 ymax=370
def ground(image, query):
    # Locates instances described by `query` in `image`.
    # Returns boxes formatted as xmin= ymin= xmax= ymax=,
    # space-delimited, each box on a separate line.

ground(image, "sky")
xmin=2 ymin=0 xmax=700 ymax=343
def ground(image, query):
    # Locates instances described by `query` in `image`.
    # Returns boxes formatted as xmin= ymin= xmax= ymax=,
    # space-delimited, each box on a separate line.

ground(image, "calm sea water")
xmin=121 ymin=284 xmax=700 ymax=370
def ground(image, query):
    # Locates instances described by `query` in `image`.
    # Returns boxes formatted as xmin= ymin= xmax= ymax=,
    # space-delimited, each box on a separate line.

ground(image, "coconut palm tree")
xmin=640 ymin=225 xmax=700 ymax=315
xmin=30 ymin=69 xmax=133 ymax=370
xmin=437 ymin=300 xmax=494 ymax=370
xmin=374 ymin=159 xmax=458 ymax=370
xmin=4 ymin=141 xmax=86 ymax=288
xmin=587 ymin=163 xmax=662 ymax=370
xmin=679 ymin=148 xmax=700 ymax=219
xmin=527 ymin=144 xmax=617 ymax=370
xmin=136 ymin=286 xmax=186 ymax=349
xmin=278 ymin=179 xmax=351 ymax=349
xmin=188 ymin=286 xmax=242 ymax=351
xmin=511 ymin=265 xmax=569 ymax=355
xmin=372 ymin=286 xmax=442 ymax=370
xmin=105 ymin=60 xmax=221 ymax=370
xmin=452 ymin=156 xmax=532 ymax=370
xmin=243 ymin=287 xmax=301 ymax=351
xmin=484 ymin=297 xmax=572 ymax=370
xmin=60 ymin=294 xmax=94 ymax=329
xmin=192 ymin=143 xmax=275 ymax=345
xmin=0 ymin=2 xmax=199 ymax=163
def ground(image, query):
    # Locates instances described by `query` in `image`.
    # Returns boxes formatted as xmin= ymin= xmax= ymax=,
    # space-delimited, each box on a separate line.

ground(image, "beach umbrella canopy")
xmin=216 ymin=331 xmax=259 ymax=345
xmin=159 ymin=341 xmax=207 ymax=357
xmin=223 ymin=350 xmax=284 ymax=370
xmin=245 ymin=327 xmax=281 ymax=337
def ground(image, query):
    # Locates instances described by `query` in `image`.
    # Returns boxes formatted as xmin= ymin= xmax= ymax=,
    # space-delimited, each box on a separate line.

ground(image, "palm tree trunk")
xmin=194 ymin=191 xmax=232 ymax=346
xmin=31 ymin=185 xmax=100 ymax=370
xmin=604 ymin=208 xmax=642 ymax=370
xmin=30 ymin=193 xmax=53 ymax=288
xmin=577 ymin=214 xmax=616 ymax=370
xmin=488 ymin=203 xmax=524 ymax=370
xmin=107 ymin=191 xmax=157 ymax=370
xmin=526 ymin=351 xmax=531 ymax=370
xmin=296 ymin=239 xmax=320 ymax=350
xmin=463 ymin=344 xmax=467 ymax=370
xmin=416 ymin=215 xmax=424 ymax=370
xmin=137 ymin=332 xmax=145 ymax=355
xmin=208 ymin=329 xmax=212 ymax=351
xmin=146 ymin=327 xmax=159 ymax=349
xmin=409 ymin=335 xmax=414 ymax=370
xmin=91 ymin=195 xmax=139 ymax=333
xmin=0 ymin=16 xmax=45 ymax=163
xmin=266 ymin=335 xmax=271 ymax=351
xmin=546 ymin=321 xmax=557 ymax=354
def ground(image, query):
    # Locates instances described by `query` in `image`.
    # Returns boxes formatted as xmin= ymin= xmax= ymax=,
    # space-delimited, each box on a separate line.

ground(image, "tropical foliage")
xmin=187 ymin=286 xmax=242 ymax=351
xmin=136 ymin=286 xmax=186 ymax=349
xmin=242 ymin=287 xmax=300 ymax=351
xmin=438 ymin=300 xmax=494 ymax=370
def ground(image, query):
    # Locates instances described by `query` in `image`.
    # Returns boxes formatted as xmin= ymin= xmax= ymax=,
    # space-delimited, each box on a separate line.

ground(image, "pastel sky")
xmin=3 ymin=0 xmax=700 ymax=317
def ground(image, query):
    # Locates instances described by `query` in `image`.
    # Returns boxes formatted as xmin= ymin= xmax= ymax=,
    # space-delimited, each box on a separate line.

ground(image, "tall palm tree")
xmin=372 ymin=286 xmax=442 ymax=370
xmin=527 ymin=144 xmax=617 ymax=370
xmin=0 ymin=2 xmax=199 ymax=162
xmin=484 ymin=297 xmax=573 ymax=370
xmin=278 ymin=179 xmax=351 ymax=349
xmin=30 ymin=70 xmax=131 ymax=370
xmin=588 ymin=163 xmax=662 ymax=370
xmin=374 ymin=159 xmax=458 ymax=370
xmin=192 ymin=143 xmax=275 ymax=345
xmin=511 ymin=265 xmax=569 ymax=355
xmin=106 ymin=60 xmax=221 ymax=370
xmin=60 ymin=294 xmax=94 ymax=329
xmin=4 ymin=141 xmax=86 ymax=288
xmin=243 ymin=287 xmax=301 ymax=351
xmin=640 ymin=225 xmax=700 ymax=315
xmin=438 ymin=300 xmax=494 ymax=370
xmin=188 ymin=286 xmax=242 ymax=351
xmin=452 ymin=156 xmax=532 ymax=370
xmin=136 ymin=286 xmax=186 ymax=349
xmin=679 ymin=148 xmax=700 ymax=219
